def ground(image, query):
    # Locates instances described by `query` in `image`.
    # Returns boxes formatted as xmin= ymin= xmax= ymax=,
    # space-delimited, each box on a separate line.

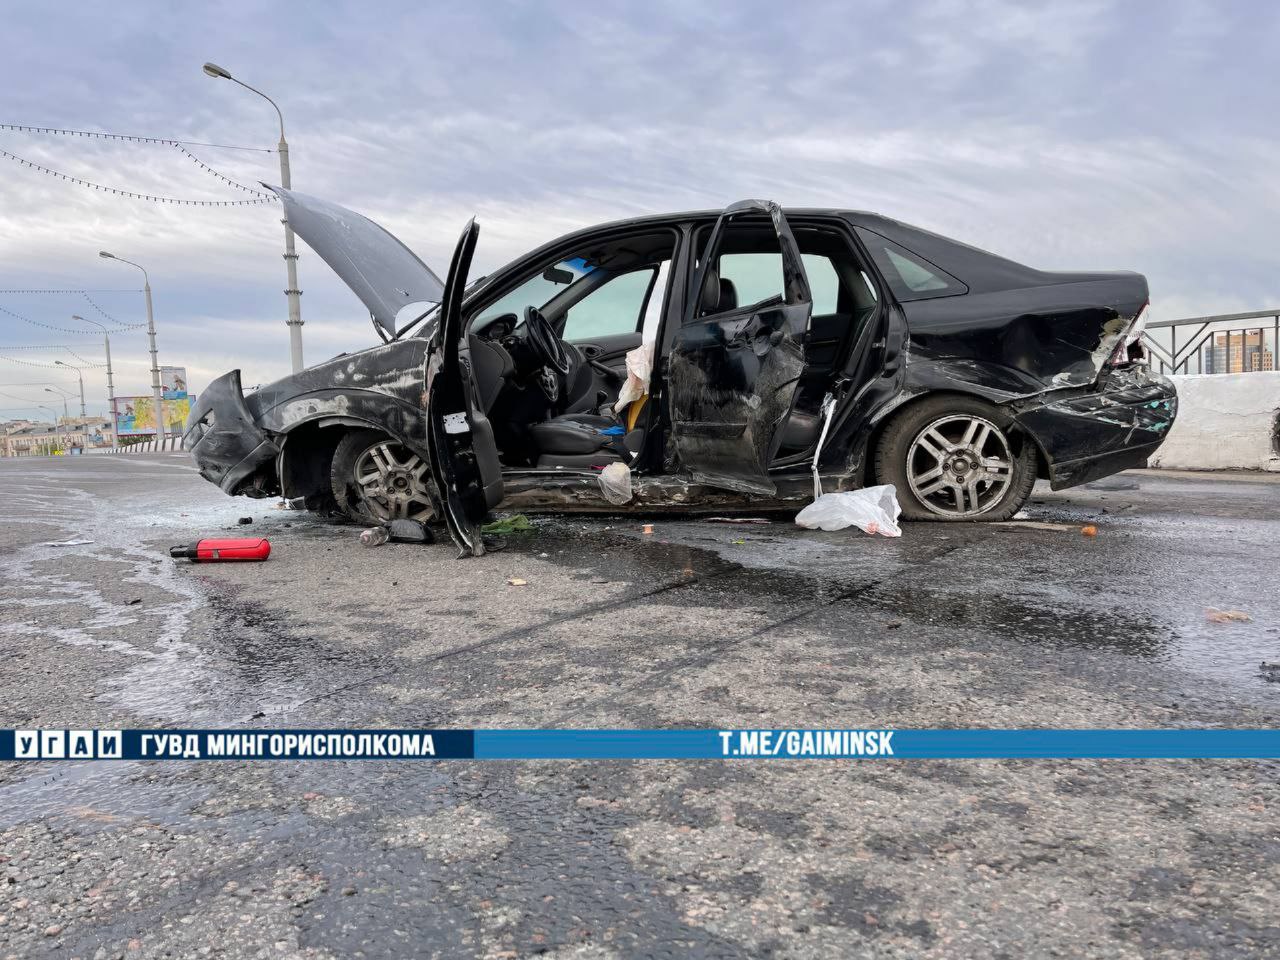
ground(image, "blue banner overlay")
xmin=3 ymin=729 xmax=1280 ymax=761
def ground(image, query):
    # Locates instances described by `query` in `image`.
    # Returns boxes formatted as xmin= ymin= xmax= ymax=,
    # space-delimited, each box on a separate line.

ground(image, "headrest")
xmin=698 ymin=267 xmax=721 ymax=315
xmin=718 ymin=277 xmax=738 ymax=312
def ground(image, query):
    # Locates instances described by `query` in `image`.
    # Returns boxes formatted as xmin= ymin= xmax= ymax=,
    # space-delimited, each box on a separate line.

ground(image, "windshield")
xmin=474 ymin=257 xmax=600 ymax=327
xmin=393 ymin=275 xmax=488 ymax=340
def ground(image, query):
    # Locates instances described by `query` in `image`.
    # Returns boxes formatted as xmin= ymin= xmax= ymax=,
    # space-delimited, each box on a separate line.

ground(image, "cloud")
xmin=1 ymin=0 xmax=1277 ymax=420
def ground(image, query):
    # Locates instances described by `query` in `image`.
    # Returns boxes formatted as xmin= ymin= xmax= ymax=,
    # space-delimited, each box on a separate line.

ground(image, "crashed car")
xmin=186 ymin=190 xmax=1177 ymax=555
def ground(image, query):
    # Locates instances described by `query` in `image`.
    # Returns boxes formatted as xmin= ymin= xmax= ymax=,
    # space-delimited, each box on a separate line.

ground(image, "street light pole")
xmin=71 ymin=314 xmax=116 ymax=450
xmin=54 ymin=360 xmax=86 ymax=417
xmin=44 ymin=387 xmax=70 ymax=420
xmin=203 ymin=61 xmax=304 ymax=372
xmin=99 ymin=252 xmax=166 ymax=449
xmin=37 ymin=404 xmax=62 ymax=456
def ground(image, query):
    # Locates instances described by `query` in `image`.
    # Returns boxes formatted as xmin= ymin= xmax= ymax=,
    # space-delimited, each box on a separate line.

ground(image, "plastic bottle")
xmin=360 ymin=526 xmax=390 ymax=547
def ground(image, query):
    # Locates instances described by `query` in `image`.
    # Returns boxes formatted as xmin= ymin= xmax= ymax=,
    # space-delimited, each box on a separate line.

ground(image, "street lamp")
xmin=36 ymin=404 xmax=63 ymax=456
xmin=71 ymin=314 xmax=116 ymax=450
xmin=99 ymin=251 xmax=166 ymax=448
xmin=44 ymin=387 xmax=71 ymax=419
xmin=203 ymin=61 xmax=304 ymax=372
xmin=54 ymin=360 xmax=86 ymax=418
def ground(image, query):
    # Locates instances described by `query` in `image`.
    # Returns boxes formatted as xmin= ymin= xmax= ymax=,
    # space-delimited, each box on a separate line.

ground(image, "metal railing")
xmin=1142 ymin=309 xmax=1280 ymax=375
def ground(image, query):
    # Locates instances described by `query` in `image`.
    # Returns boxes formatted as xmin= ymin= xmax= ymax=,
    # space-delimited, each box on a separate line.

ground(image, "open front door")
xmin=425 ymin=219 xmax=504 ymax=556
xmin=668 ymin=199 xmax=813 ymax=495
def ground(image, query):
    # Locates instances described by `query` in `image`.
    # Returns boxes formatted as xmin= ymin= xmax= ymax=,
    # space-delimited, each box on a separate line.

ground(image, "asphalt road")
xmin=1 ymin=454 xmax=1278 ymax=959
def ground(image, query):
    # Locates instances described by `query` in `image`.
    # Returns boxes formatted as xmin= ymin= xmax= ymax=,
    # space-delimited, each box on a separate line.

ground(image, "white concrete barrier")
xmin=1149 ymin=372 xmax=1280 ymax=472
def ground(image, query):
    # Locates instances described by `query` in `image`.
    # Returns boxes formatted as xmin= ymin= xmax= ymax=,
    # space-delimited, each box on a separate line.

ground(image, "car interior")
xmin=465 ymin=229 xmax=676 ymax=470
xmin=461 ymin=220 xmax=880 ymax=475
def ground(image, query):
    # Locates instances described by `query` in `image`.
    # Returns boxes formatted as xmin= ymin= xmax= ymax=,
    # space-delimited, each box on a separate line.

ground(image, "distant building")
xmin=2 ymin=416 xmax=115 ymax=457
xmin=1203 ymin=331 xmax=1274 ymax=373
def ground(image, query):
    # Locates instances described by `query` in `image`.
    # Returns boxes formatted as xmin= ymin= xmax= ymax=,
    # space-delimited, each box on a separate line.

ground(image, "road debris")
xmin=482 ymin=515 xmax=533 ymax=535
xmin=238 ymin=516 xmax=254 ymax=525
xmin=359 ymin=527 xmax=390 ymax=547
xmin=507 ymin=577 xmax=528 ymax=586
xmin=388 ymin=518 xmax=433 ymax=543
xmin=1206 ymin=608 xmax=1252 ymax=624
xmin=1081 ymin=524 xmax=1098 ymax=537
xmin=642 ymin=523 xmax=654 ymax=535
xmin=795 ymin=485 xmax=902 ymax=537
xmin=169 ymin=538 xmax=272 ymax=562
xmin=704 ymin=517 xmax=772 ymax=524
xmin=40 ymin=538 xmax=94 ymax=546
xmin=598 ymin=462 xmax=633 ymax=505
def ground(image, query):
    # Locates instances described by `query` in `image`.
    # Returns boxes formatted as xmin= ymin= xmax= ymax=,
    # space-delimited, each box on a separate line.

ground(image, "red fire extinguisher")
xmin=169 ymin=538 xmax=271 ymax=562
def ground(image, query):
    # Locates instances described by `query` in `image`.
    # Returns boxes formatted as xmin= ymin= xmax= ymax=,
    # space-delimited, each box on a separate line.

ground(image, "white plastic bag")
xmin=794 ymin=485 xmax=902 ymax=537
xmin=613 ymin=342 xmax=654 ymax=414
xmin=598 ymin=461 xmax=633 ymax=505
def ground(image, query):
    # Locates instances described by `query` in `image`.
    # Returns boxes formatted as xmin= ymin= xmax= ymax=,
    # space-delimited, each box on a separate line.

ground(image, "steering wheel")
xmin=523 ymin=306 xmax=571 ymax=376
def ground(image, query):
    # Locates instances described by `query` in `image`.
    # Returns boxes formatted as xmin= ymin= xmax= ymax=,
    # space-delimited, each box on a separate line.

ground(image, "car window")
xmin=716 ymin=252 xmax=840 ymax=315
xmin=475 ymin=257 xmax=596 ymax=327
xmin=562 ymin=267 xmax=656 ymax=340
xmin=855 ymin=228 xmax=966 ymax=301
xmin=640 ymin=260 xmax=670 ymax=342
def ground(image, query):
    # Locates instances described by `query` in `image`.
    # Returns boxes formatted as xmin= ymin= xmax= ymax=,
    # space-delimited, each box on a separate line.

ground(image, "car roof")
xmin=465 ymin=207 xmax=890 ymax=297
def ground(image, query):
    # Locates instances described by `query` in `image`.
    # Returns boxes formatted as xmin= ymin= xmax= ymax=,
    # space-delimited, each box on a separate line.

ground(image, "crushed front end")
xmin=183 ymin=370 xmax=281 ymax=498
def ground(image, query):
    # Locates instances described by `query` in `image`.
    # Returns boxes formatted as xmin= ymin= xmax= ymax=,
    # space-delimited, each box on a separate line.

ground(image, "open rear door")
xmin=425 ymin=219 xmax=504 ymax=556
xmin=667 ymin=199 xmax=812 ymax=495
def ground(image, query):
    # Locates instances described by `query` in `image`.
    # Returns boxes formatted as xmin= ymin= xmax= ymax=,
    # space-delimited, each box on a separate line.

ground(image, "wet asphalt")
xmin=1 ymin=453 xmax=1278 ymax=959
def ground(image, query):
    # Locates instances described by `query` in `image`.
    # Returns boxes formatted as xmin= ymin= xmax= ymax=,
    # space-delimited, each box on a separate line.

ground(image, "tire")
xmin=874 ymin=395 xmax=1037 ymax=522
xmin=330 ymin=429 xmax=436 ymax=525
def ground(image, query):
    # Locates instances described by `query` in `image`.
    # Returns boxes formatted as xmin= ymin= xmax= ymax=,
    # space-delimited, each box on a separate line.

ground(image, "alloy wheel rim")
xmin=906 ymin=415 xmax=1013 ymax=518
xmin=353 ymin=442 xmax=435 ymax=522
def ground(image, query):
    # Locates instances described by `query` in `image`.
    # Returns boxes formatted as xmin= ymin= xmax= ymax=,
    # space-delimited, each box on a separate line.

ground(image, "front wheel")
xmin=874 ymin=396 xmax=1037 ymax=521
xmin=330 ymin=429 xmax=436 ymax=524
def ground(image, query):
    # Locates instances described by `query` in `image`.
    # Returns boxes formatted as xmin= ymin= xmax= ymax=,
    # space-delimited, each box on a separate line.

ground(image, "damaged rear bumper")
xmin=1015 ymin=366 xmax=1178 ymax=490
xmin=184 ymin=370 xmax=280 ymax=496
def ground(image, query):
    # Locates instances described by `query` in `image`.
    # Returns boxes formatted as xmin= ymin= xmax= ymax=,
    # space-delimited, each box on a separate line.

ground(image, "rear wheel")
xmin=330 ymin=429 xmax=436 ymax=524
xmin=874 ymin=396 xmax=1036 ymax=521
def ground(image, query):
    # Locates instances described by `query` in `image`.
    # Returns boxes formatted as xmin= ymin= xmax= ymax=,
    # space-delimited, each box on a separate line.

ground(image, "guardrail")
xmin=100 ymin=436 xmax=186 ymax=454
xmin=1141 ymin=309 xmax=1280 ymax=375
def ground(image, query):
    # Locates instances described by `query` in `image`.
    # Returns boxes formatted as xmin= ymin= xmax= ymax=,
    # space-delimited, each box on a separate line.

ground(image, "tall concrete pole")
xmin=203 ymin=62 xmax=304 ymax=372
xmin=279 ymin=135 xmax=303 ymax=372
xmin=143 ymin=278 xmax=166 ymax=448
xmin=55 ymin=360 xmax=86 ymax=417
xmin=103 ymin=332 xmax=115 ymax=449
xmin=45 ymin=389 xmax=69 ymax=420
xmin=72 ymin=314 xmax=117 ymax=450
xmin=38 ymin=404 xmax=62 ymax=456
xmin=99 ymin=253 xmax=166 ymax=448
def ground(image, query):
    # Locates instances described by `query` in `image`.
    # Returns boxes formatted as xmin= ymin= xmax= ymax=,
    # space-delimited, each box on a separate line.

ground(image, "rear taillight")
xmin=1109 ymin=303 xmax=1149 ymax=368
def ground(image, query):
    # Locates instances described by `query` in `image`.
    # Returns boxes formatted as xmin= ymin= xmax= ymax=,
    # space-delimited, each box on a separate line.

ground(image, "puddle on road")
xmin=500 ymin=514 xmax=1279 ymax=697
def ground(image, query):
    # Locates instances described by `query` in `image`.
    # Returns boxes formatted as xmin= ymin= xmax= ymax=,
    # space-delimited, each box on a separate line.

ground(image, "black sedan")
xmin=185 ymin=191 xmax=1176 ymax=555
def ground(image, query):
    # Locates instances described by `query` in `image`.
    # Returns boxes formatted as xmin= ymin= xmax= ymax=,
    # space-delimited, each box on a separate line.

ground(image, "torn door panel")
xmin=668 ymin=332 xmax=805 ymax=495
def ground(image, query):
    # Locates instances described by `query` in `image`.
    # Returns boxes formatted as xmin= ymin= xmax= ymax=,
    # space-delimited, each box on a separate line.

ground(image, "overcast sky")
xmin=1 ymin=0 xmax=1277 ymax=419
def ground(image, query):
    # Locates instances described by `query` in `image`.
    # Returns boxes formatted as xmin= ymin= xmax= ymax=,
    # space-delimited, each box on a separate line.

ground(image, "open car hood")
xmin=267 ymin=186 xmax=444 ymax=337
